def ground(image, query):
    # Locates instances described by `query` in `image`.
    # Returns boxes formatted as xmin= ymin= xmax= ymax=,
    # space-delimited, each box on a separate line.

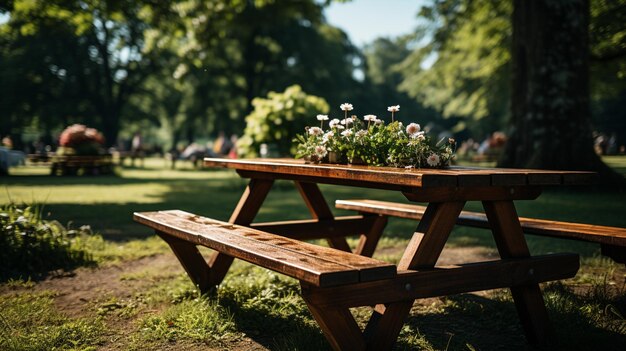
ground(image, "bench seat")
xmin=134 ymin=210 xmax=396 ymax=287
xmin=336 ymin=199 xmax=626 ymax=263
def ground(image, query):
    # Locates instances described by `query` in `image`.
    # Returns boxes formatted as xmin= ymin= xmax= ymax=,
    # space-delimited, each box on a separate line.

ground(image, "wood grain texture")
xmin=205 ymin=158 xmax=595 ymax=189
xmin=134 ymin=210 xmax=396 ymax=287
xmin=398 ymin=201 xmax=466 ymax=270
xmin=250 ymin=216 xmax=377 ymax=240
xmin=301 ymin=253 xmax=579 ymax=308
xmin=303 ymin=302 xmax=366 ymax=351
xmin=336 ymin=199 xmax=626 ymax=247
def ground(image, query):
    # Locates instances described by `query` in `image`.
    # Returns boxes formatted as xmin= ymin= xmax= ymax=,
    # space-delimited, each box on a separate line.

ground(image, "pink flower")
xmin=406 ymin=123 xmax=421 ymax=137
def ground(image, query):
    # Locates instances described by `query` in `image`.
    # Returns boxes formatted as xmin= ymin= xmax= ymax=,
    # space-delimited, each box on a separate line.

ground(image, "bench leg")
xmin=158 ymin=179 xmax=275 ymax=293
xmin=483 ymin=200 xmax=553 ymax=345
xmin=157 ymin=231 xmax=213 ymax=293
xmin=354 ymin=215 xmax=388 ymax=257
xmin=295 ymin=181 xmax=352 ymax=252
xmin=304 ymin=303 xmax=366 ymax=351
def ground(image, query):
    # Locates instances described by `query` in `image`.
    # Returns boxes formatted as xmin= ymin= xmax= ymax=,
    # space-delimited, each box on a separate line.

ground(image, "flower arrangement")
xmin=57 ymin=124 xmax=106 ymax=156
xmin=293 ymin=103 xmax=456 ymax=168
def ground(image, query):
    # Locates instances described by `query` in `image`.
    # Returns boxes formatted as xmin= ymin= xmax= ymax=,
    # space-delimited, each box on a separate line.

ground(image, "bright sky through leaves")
xmin=324 ymin=0 xmax=425 ymax=47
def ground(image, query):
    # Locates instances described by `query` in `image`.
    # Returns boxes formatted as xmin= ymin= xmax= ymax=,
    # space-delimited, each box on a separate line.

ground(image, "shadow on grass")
xmin=398 ymin=288 xmax=626 ymax=351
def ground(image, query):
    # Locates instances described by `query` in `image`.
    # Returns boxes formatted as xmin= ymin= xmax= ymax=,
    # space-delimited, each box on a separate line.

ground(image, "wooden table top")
xmin=204 ymin=158 xmax=596 ymax=189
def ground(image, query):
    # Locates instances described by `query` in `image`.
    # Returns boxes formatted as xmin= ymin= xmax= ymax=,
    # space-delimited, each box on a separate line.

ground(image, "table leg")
xmin=364 ymin=201 xmax=465 ymax=349
xmin=482 ymin=200 xmax=552 ymax=345
xmin=304 ymin=201 xmax=465 ymax=350
xmin=294 ymin=181 xmax=352 ymax=252
xmin=354 ymin=215 xmax=388 ymax=257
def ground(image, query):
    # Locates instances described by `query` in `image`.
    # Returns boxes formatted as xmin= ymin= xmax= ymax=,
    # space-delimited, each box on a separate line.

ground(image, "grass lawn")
xmin=1 ymin=157 xmax=625 ymax=350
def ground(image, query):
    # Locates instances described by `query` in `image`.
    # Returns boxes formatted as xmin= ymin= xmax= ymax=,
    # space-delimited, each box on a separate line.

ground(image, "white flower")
xmin=406 ymin=123 xmax=421 ymax=136
xmin=316 ymin=114 xmax=329 ymax=121
xmin=322 ymin=131 xmax=334 ymax=143
xmin=340 ymin=103 xmax=353 ymax=111
xmin=417 ymin=134 xmax=426 ymax=141
xmin=374 ymin=119 xmax=383 ymax=125
xmin=341 ymin=129 xmax=353 ymax=137
xmin=387 ymin=105 xmax=400 ymax=113
xmin=314 ymin=145 xmax=327 ymax=157
xmin=340 ymin=118 xmax=353 ymax=126
xmin=355 ymin=130 xmax=367 ymax=139
xmin=329 ymin=118 xmax=341 ymax=128
xmin=363 ymin=114 xmax=377 ymax=121
xmin=308 ymin=127 xmax=323 ymax=136
xmin=426 ymin=153 xmax=440 ymax=167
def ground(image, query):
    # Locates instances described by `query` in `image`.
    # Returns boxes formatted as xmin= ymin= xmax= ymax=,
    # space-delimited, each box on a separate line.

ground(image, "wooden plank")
xmin=402 ymin=186 xmax=542 ymax=202
xmin=205 ymin=158 xmax=596 ymax=188
xmin=300 ymin=253 xmax=579 ymax=308
xmin=336 ymin=199 xmax=626 ymax=247
xmin=134 ymin=211 xmax=396 ymax=286
xmin=208 ymin=158 xmax=458 ymax=188
xmin=250 ymin=216 xmax=378 ymax=240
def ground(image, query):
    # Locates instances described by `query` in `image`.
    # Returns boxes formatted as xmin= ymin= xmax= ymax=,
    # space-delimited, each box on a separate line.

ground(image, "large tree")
xmin=501 ymin=0 xmax=622 ymax=184
xmin=1 ymin=0 xmax=166 ymax=146
xmin=401 ymin=0 xmax=625 ymax=183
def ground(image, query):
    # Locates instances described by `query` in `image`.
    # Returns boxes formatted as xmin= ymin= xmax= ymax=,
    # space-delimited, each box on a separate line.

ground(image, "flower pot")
xmin=349 ymin=156 xmax=366 ymax=165
xmin=327 ymin=151 xmax=341 ymax=164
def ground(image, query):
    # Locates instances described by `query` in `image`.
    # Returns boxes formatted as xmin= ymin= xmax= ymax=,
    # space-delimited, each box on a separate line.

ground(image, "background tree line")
xmin=1 ymin=0 xmax=624 ymax=176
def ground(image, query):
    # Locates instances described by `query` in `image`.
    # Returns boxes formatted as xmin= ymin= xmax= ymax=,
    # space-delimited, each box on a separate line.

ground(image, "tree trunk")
xmin=101 ymin=110 xmax=120 ymax=148
xmin=500 ymin=0 xmax=623 ymax=185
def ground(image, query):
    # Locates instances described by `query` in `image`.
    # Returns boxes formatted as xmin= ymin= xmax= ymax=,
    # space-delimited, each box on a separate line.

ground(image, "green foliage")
xmin=398 ymin=0 xmax=512 ymax=137
xmin=238 ymin=85 xmax=329 ymax=157
xmin=0 ymin=291 xmax=103 ymax=350
xmin=400 ymin=0 xmax=626 ymax=141
xmin=0 ymin=204 xmax=95 ymax=280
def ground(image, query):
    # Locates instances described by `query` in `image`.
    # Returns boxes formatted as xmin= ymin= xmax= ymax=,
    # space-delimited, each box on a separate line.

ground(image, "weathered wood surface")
xmin=301 ymin=253 xmax=579 ymax=308
xmin=134 ymin=210 xmax=396 ymax=287
xmin=335 ymin=199 xmax=626 ymax=247
xmin=204 ymin=158 xmax=596 ymax=189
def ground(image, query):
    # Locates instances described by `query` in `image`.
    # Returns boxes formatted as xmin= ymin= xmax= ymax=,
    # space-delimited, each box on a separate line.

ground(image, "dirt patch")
xmin=3 ymin=246 xmax=624 ymax=350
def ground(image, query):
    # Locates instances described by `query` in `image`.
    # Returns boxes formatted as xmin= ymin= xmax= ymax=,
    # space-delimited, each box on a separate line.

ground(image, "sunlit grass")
xmin=0 ymin=291 xmax=104 ymax=350
xmin=1 ymin=156 xmax=625 ymax=349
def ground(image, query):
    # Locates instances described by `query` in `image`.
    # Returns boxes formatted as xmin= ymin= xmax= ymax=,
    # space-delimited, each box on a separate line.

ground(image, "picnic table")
xmin=135 ymin=158 xmax=595 ymax=350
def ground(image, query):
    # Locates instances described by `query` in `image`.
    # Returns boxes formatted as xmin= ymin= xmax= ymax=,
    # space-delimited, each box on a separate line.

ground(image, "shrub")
xmin=0 ymin=204 xmax=95 ymax=280
xmin=237 ymin=85 xmax=329 ymax=157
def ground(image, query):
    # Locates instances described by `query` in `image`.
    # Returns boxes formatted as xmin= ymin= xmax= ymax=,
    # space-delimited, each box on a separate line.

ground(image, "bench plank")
xmin=134 ymin=210 xmax=396 ymax=287
xmin=336 ymin=199 xmax=626 ymax=247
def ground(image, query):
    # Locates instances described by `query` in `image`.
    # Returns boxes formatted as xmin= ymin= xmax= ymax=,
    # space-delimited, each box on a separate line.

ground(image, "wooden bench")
xmin=336 ymin=199 xmax=626 ymax=265
xmin=50 ymin=154 xmax=114 ymax=176
xmin=134 ymin=209 xmax=579 ymax=350
xmin=133 ymin=210 xmax=396 ymax=288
